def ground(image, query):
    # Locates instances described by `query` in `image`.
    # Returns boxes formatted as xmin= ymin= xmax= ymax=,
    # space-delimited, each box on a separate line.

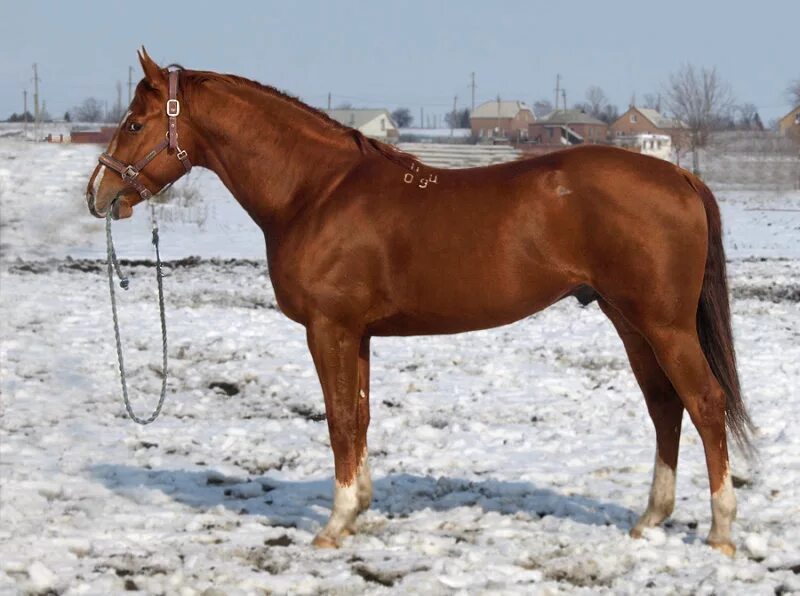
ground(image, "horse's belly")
xmin=367 ymin=271 xmax=573 ymax=336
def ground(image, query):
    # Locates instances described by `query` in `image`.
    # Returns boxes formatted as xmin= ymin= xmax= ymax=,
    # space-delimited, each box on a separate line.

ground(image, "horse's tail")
xmin=684 ymin=171 xmax=755 ymax=457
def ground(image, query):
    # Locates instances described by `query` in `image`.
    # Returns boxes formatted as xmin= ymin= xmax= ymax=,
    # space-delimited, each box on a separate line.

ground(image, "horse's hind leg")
xmin=306 ymin=317 xmax=368 ymax=548
xmin=355 ymin=336 xmax=372 ymax=514
xmin=635 ymin=320 xmax=737 ymax=556
xmin=599 ymin=300 xmax=683 ymax=537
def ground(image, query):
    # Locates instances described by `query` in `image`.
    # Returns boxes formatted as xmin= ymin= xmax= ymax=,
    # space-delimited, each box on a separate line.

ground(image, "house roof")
xmin=779 ymin=105 xmax=800 ymax=123
xmin=633 ymin=107 xmax=683 ymax=129
xmin=539 ymin=109 xmax=607 ymax=126
xmin=324 ymin=109 xmax=395 ymax=129
xmin=471 ymin=100 xmax=533 ymax=119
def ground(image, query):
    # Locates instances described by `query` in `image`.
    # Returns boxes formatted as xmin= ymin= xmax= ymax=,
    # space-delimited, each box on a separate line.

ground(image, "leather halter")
xmin=98 ymin=70 xmax=192 ymax=200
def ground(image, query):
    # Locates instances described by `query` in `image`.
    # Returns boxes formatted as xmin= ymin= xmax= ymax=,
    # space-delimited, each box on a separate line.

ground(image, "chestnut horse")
xmin=87 ymin=50 xmax=753 ymax=555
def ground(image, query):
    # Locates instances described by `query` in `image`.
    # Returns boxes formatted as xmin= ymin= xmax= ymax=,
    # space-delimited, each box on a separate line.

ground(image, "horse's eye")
xmin=127 ymin=122 xmax=143 ymax=133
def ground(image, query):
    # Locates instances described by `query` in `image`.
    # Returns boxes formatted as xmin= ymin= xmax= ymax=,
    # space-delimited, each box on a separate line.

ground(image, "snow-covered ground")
xmin=1 ymin=139 xmax=799 ymax=594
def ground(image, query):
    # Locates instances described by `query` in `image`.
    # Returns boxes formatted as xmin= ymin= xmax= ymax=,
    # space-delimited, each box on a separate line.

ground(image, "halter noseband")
xmin=98 ymin=70 xmax=192 ymax=200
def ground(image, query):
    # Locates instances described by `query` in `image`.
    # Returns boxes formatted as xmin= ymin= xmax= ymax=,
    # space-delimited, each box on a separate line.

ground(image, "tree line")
xmin=5 ymin=66 xmax=799 ymax=147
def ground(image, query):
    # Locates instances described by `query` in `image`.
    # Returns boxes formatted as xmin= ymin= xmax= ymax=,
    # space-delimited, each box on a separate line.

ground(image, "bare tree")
xmin=444 ymin=108 xmax=470 ymax=128
xmin=787 ymin=79 xmax=800 ymax=106
xmin=599 ymin=104 xmax=620 ymax=124
xmin=105 ymin=81 xmax=126 ymax=123
xmin=585 ymin=86 xmax=608 ymax=116
xmin=663 ymin=64 xmax=734 ymax=174
xmin=735 ymin=103 xmax=763 ymax=130
xmin=391 ymin=107 xmax=412 ymax=128
xmin=70 ymin=98 xmax=104 ymax=123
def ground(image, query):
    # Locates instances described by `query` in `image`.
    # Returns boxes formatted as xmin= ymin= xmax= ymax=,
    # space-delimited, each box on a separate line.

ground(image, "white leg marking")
xmin=313 ymin=452 xmax=371 ymax=547
xmin=356 ymin=454 xmax=373 ymax=513
xmin=708 ymin=469 xmax=737 ymax=554
xmin=313 ymin=481 xmax=359 ymax=547
xmin=631 ymin=455 xmax=676 ymax=537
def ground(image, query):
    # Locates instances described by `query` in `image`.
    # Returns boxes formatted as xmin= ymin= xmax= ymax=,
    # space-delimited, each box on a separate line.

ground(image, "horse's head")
xmin=87 ymin=48 xmax=194 ymax=219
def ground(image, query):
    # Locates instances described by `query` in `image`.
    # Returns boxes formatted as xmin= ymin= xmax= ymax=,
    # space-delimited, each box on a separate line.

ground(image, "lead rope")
xmin=106 ymin=201 xmax=168 ymax=424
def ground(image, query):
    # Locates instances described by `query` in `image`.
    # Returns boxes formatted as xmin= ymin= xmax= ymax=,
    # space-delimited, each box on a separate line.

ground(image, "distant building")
xmin=613 ymin=133 xmax=673 ymax=161
xmin=470 ymin=100 xmax=535 ymax=142
xmin=70 ymin=126 xmax=116 ymax=144
xmin=324 ymin=109 xmax=399 ymax=140
xmin=610 ymin=106 xmax=684 ymax=140
xmin=778 ymin=105 xmax=800 ymax=142
xmin=528 ymin=109 xmax=609 ymax=146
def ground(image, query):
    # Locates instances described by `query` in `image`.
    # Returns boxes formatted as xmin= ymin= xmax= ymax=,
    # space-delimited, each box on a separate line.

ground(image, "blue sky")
xmin=1 ymin=0 xmax=797 ymax=124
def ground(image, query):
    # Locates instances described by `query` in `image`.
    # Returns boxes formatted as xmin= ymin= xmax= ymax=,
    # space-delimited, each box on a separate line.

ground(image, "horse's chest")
xmin=267 ymin=270 xmax=309 ymax=325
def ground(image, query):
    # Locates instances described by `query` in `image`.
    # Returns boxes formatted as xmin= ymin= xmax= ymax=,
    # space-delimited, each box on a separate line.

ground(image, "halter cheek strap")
xmin=99 ymin=70 xmax=192 ymax=200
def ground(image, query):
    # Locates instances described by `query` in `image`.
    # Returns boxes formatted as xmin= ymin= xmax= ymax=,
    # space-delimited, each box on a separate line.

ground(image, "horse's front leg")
xmin=306 ymin=316 xmax=368 ymax=548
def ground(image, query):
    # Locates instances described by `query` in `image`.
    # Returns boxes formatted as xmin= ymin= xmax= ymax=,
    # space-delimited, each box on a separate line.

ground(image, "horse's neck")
xmin=192 ymin=85 xmax=361 ymax=231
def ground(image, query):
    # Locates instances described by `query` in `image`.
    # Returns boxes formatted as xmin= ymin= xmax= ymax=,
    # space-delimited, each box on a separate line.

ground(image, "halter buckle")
xmin=122 ymin=165 xmax=138 ymax=181
xmin=176 ymin=148 xmax=188 ymax=160
xmin=166 ymin=99 xmax=180 ymax=117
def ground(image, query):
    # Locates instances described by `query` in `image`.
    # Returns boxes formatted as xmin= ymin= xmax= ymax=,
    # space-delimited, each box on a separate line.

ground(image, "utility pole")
xmin=450 ymin=95 xmax=458 ymax=136
xmin=554 ymin=74 xmax=560 ymax=113
xmin=327 ymin=92 xmax=331 ymax=110
xmin=496 ymin=94 xmax=501 ymax=139
xmin=32 ymin=63 xmax=41 ymax=138
xmin=470 ymin=72 xmax=476 ymax=112
xmin=23 ymin=90 xmax=28 ymax=135
xmin=116 ymin=81 xmax=122 ymax=120
xmin=561 ymin=89 xmax=567 ymax=111
xmin=420 ymin=107 xmax=424 ymax=129
xmin=128 ymin=66 xmax=133 ymax=104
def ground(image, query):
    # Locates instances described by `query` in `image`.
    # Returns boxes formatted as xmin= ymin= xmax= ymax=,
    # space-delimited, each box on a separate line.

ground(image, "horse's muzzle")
xmin=86 ymin=189 xmax=107 ymax=219
xmin=111 ymin=197 xmax=134 ymax=220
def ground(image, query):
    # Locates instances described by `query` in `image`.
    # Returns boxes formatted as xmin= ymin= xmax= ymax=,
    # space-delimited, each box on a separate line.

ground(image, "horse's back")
xmin=274 ymin=145 xmax=708 ymax=335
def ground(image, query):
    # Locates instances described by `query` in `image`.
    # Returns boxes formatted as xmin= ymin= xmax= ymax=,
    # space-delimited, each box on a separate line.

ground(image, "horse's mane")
xmin=178 ymin=68 xmax=415 ymax=170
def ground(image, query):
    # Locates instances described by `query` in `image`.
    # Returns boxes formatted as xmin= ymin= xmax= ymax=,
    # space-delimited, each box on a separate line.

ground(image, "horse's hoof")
xmin=629 ymin=526 xmax=644 ymax=539
xmin=708 ymin=539 xmax=736 ymax=557
xmin=357 ymin=500 xmax=372 ymax=514
xmin=312 ymin=534 xmax=339 ymax=549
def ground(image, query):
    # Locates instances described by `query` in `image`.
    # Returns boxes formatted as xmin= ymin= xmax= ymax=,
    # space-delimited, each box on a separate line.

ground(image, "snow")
xmin=1 ymin=138 xmax=799 ymax=594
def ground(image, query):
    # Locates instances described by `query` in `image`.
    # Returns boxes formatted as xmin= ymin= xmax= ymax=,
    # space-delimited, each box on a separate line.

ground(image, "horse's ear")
xmin=137 ymin=46 xmax=165 ymax=88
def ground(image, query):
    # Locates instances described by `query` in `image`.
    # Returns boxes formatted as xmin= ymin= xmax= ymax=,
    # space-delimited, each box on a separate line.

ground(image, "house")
xmin=778 ymin=105 xmax=800 ymax=142
xmin=470 ymin=100 xmax=535 ymax=142
xmin=610 ymin=106 xmax=684 ymax=140
xmin=324 ymin=109 xmax=398 ymax=140
xmin=528 ymin=109 xmax=608 ymax=146
xmin=613 ymin=133 xmax=673 ymax=161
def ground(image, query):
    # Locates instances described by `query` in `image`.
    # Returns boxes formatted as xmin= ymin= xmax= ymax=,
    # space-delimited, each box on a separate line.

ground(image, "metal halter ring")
xmin=166 ymin=98 xmax=180 ymax=117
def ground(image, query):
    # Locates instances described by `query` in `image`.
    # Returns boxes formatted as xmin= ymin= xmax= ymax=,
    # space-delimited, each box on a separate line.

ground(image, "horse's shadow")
xmin=89 ymin=464 xmax=637 ymax=533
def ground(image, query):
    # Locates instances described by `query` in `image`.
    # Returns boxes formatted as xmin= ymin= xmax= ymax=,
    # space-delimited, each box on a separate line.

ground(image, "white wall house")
xmin=613 ymin=133 xmax=673 ymax=162
xmin=324 ymin=109 xmax=398 ymax=140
